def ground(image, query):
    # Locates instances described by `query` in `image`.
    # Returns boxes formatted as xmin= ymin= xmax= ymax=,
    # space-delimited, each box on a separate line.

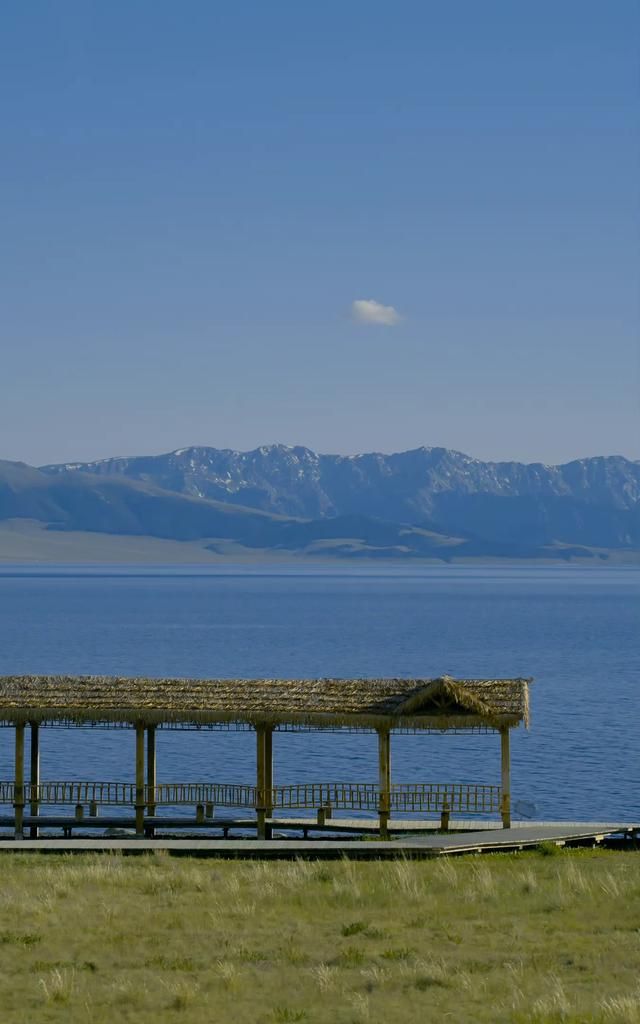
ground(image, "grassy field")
xmin=0 ymin=849 xmax=638 ymax=1023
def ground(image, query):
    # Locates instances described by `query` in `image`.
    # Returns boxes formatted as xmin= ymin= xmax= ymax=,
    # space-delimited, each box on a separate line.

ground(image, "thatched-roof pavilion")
xmin=0 ymin=675 xmax=531 ymax=839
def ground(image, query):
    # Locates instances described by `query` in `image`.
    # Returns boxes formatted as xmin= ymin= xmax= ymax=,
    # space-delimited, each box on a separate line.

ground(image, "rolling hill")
xmin=0 ymin=445 xmax=638 ymax=561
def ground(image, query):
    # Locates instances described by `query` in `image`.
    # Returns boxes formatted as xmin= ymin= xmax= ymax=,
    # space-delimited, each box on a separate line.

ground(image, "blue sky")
xmin=2 ymin=1 xmax=638 ymax=466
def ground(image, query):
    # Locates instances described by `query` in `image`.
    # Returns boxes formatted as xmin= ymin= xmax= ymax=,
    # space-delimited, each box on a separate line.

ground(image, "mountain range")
xmin=1 ymin=445 xmax=639 ymax=561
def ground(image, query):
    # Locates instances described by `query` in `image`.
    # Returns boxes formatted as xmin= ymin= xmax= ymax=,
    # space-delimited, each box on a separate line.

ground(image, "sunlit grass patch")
xmin=600 ymin=989 xmax=640 ymax=1023
xmin=0 ymin=849 xmax=637 ymax=1023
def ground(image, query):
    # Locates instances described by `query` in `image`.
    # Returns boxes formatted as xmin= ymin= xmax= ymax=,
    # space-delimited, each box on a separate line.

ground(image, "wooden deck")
xmin=0 ymin=822 xmax=636 ymax=857
xmin=0 ymin=813 xmax=509 ymax=834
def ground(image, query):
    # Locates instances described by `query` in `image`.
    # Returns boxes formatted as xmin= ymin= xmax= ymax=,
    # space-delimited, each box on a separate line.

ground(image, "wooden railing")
xmin=0 ymin=782 xmax=15 ymax=804
xmin=0 ymin=780 xmax=500 ymax=814
xmin=152 ymin=783 xmax=258 ymax=808
xmin=391 ymin=783 xmax=500 ymax=814
xmin=29 ymin=782 xmax=136 ymax=805
xmin=271 ymin=783 xmax=378 ymax=811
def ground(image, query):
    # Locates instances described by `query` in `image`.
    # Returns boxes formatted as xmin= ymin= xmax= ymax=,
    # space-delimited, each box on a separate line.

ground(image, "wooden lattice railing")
xmin=0 ymin=780 xmax=501 ymax=814
xmin=391 ymin=783 xmax=500 ymax=814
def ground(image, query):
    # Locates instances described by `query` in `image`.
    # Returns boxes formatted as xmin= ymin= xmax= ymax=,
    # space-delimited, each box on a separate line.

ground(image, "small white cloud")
xmin=351 ymin=298 xmax=401 ymax=326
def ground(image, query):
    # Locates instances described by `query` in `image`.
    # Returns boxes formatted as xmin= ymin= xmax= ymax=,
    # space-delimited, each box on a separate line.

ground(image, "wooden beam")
xmin=500 ymin=727 xmax=511 ymax=828
xmin=146 ymin=725 xmax=156 ymax=836
xmin=14 ymin=722 xmax=25 ymax=839
xmin=377 ymin=728 xmax=391 ymax=839
xmin=29 ymin=722 xmax=40 ymax=839
xmin=135 ymin=722 xmax=145 ymax=836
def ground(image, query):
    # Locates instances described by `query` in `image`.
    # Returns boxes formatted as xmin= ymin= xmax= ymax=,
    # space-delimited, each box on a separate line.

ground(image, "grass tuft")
xmin=380 ymin=946 xmax=414 ymax=961
xmin=0 ymin=930 xmax=41 ymax=946
xmin=341 ymin=920 xmax=368 ymax=936
xmin=272 ymin=1008 xmax=307 ymax=1022
xmin=39 ymin=967 xmax=76 ymax=1005
xmin=537 ymin=841 xmax=563 ymax=857
xmin=336 ymin=945 xmax=367 ymax=968
xmin=161 ymin=978 xmax=199 ymax=1012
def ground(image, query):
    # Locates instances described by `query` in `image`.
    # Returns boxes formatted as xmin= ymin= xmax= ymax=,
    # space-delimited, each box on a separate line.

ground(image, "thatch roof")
xmin=0 ymin=675 xmax=530 ymax=730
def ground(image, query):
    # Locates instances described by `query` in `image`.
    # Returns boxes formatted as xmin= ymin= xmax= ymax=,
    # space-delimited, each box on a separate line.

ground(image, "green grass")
xmin=0 ymin=850 xmax=638 ymax=1022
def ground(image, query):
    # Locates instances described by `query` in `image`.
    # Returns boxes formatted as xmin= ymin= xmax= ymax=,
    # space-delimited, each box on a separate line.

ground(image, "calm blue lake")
xmin=0 ymin=565 xmax=637 ymax=822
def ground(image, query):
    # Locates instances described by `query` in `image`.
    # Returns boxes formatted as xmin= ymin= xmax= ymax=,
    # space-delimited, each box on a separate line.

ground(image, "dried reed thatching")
xmin=0 ymin=675 xmax=530 ymax=731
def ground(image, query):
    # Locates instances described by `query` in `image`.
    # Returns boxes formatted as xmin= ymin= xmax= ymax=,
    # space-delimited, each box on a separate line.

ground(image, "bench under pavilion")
xmin=0 ymin=674 xmax=530 ymax=839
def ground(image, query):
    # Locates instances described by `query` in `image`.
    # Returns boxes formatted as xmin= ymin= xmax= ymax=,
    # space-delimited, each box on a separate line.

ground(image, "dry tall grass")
xmin=0 ymin=849 xmax=637 ymax=1023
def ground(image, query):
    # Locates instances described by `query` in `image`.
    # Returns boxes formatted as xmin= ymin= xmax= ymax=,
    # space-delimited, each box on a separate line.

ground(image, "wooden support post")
xmin=377 ymin=728 xmax=391 ymax=839
xmin=14 ymin=722 xmax=25 ymax=839
xmin=29 ymin=722 xmax=40 ymax=839
xmin=135 ymin=722 xmax=145 ymax=837
xmin=440 ymin=802 xmax=451 ymax=832
xmin=500 ymin=727 xmax=511 ymax=829
xmin=256 ymin=809 xmax=267 ymax=840
xmin=145 ymin=725 xmax=156 ymax=837
xmin=255 ymin=726 xmax=270 ymax=839
xmin=316 ymin=802 xmax=333 ymax=826
xmin=264 ymin=726 xmax=273 ymax=817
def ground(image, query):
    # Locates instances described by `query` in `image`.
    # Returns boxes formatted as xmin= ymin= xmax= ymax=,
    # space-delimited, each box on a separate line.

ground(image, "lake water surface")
xmin=0 ymin=565 xmax=637 ymax=822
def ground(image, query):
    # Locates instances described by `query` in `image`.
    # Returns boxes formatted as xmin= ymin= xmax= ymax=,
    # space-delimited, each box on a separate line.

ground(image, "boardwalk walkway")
xmin=0 ymin=822 xmax=636 ymax=858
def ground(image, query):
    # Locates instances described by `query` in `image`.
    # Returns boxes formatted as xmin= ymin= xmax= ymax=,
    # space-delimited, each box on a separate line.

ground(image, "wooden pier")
xmin=0 ymin=673 xmax=535 ymax=841
xmin=0 ymin=676 xmax=633 ymax=859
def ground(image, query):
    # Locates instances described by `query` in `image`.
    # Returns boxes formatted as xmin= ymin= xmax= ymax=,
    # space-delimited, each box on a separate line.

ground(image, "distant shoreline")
xmin=1 ymin=520 xmax=639 ymax=567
